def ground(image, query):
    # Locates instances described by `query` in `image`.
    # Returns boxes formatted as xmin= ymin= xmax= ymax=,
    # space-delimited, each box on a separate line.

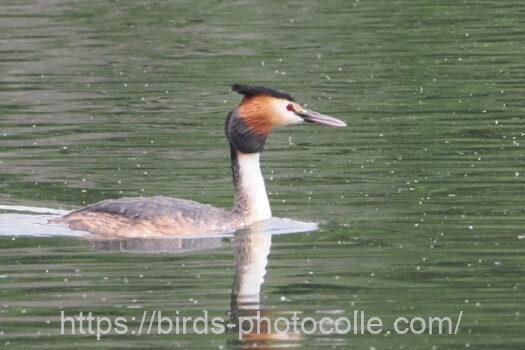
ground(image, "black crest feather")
xmin=231 ymin=83 xmax=294 ymax=101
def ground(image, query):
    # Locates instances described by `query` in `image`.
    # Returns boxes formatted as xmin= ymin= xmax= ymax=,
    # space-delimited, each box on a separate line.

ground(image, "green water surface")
xmin=0 ymin=0 xmax=524 ymax=349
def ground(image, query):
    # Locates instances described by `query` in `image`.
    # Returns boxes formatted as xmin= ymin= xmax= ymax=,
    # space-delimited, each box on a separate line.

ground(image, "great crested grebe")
xmin=50 ymin=84 xmax=346 ymax=237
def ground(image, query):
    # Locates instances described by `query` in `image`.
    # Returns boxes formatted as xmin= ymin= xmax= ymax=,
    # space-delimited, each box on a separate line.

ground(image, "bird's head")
xmin=226 ymin=83 xmax=346 ymax=153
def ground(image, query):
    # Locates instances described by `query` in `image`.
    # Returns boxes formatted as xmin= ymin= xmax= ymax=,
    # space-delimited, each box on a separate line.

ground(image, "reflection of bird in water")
xmin=89 ymin=236 xmax=224 ymax=254
xmin=230 ymin=222 xmax=303 ymax=347
xmin=88 ymin=218 xmax=314 ymax=347
xmin=231 ymin=229 xmax=272 ymax=308
xmin=50 ymin=84 xmax=345 ymax=237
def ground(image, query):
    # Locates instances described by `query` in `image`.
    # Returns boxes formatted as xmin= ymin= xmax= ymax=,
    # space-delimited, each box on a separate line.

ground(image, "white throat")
xmin=233 ymin=151 xmax=272 ymax=225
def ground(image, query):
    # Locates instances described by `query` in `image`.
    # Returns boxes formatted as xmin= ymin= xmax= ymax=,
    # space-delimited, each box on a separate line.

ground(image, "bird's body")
xmin=54 ymin=196 xmax=239 ymax=236
xmin=50 ymin=84 xmax=346 ymax=237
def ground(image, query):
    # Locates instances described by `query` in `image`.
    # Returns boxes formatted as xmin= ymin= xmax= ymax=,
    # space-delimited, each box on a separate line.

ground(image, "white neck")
xmin=232 ymin=151 xmax=272 ymax=225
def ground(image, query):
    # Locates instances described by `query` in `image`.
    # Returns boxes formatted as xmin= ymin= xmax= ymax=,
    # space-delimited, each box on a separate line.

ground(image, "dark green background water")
xmin=0 ymin=0 xmax=524 ymax=349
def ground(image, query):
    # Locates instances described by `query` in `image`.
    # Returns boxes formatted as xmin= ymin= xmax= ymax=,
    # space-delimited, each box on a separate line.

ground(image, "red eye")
xmin=286 ymin=103 xmax=294 ymax=111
